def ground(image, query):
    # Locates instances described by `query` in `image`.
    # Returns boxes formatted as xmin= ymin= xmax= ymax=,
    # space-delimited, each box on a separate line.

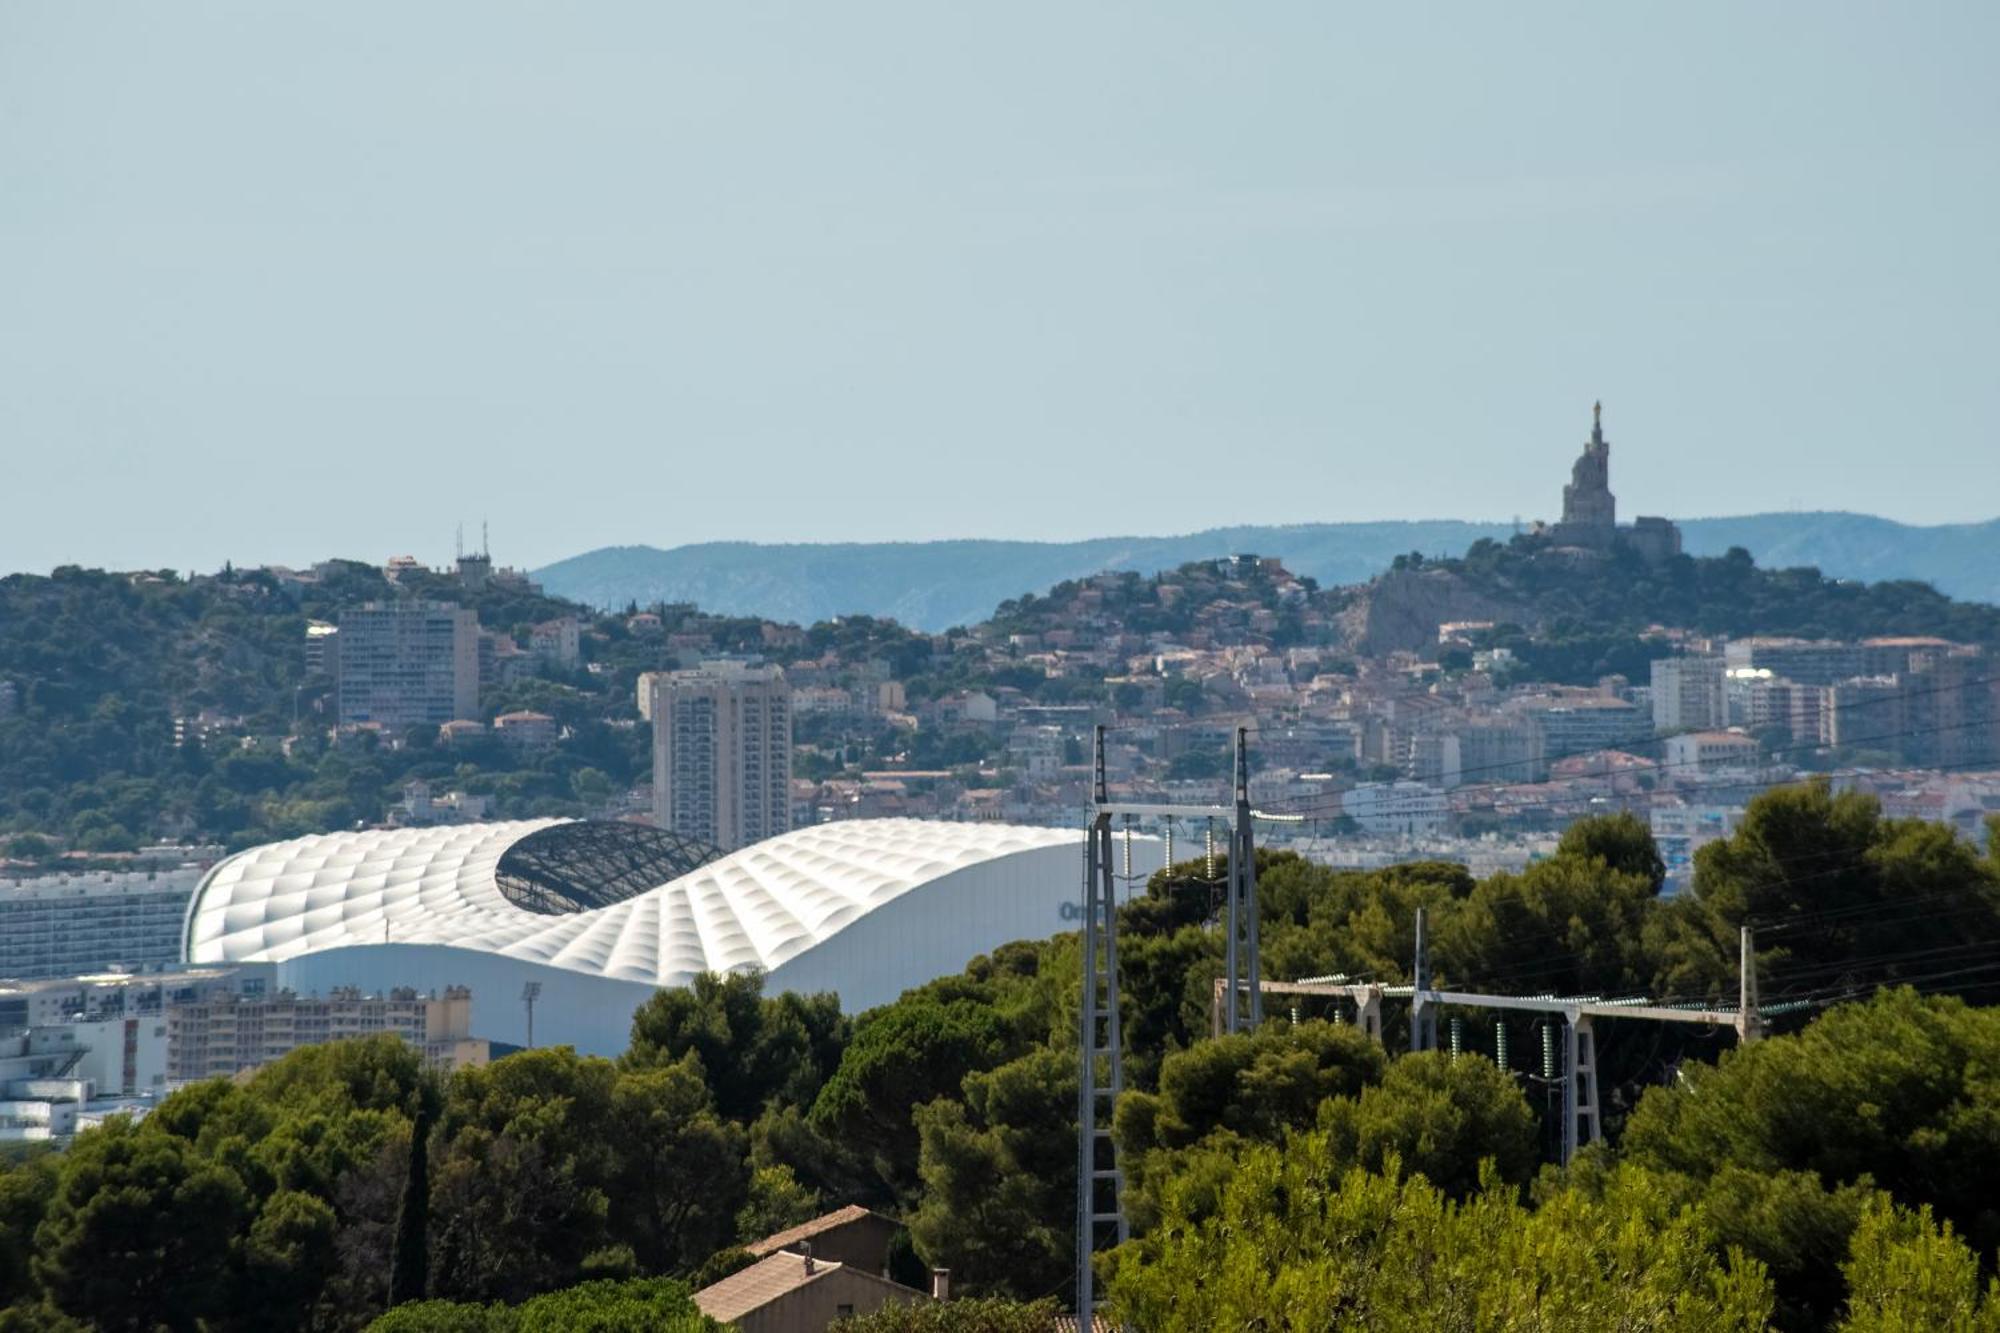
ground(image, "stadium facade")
xmin=182 ymin=818 xmax=1160 ymax=1056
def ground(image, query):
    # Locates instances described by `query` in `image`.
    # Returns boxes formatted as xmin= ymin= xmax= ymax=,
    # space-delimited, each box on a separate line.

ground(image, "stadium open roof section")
xmin=494 ymin=820 xmax=723 ymax=914
xmin=182 ymin=818 xmax=1160 ymax=1056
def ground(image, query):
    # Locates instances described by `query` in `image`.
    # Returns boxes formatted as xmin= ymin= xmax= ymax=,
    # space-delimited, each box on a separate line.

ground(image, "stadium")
xmin=182 ymin=818 xmax=1161 ymax=1056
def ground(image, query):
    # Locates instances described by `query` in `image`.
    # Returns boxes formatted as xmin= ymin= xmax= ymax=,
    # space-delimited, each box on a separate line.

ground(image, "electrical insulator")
xmin=1204 ymin=821 xmax=1216 ymax=879
xmin=1164 ymin=822 xmax=1174 ymax=870
xmin=1449 ymin=1016 xmax=1463 ymax=1061
xmin=1541 ymin=1021 xmax=1557 ymax=1081
xmin=1494 ymin=1020 xmax=1509 ymax=1071
xmin=1289 ymin=1005 xmax=1299 ymax=1027
xmin=1123 ymin=820 xmax=1133 ymax=878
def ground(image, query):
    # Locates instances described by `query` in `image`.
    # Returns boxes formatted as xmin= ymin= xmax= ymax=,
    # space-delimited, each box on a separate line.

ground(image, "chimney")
xmin=803 ymin=1242 xmax=815 ymax=1276
xmin=930 ymin=1268 xmax=950 ymax=1302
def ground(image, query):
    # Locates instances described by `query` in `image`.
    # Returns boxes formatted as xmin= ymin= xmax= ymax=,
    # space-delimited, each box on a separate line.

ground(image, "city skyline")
xmin=4 ymin=6 xmax=1997 ymax=576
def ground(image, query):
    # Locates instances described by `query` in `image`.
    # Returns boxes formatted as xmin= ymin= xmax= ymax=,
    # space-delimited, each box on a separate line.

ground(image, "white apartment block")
xmin=1342 ymin=782 xmax=1450 ymax=837
xmin=336 ymin=600 xmax=480 ymax=729
xmin=0 ymin=868 xmax=205 ymax=980
xmin=648 ymin=662 xmax=793 ymax=851
xmin=1651 ymin=656 xmax=1727 ymax=734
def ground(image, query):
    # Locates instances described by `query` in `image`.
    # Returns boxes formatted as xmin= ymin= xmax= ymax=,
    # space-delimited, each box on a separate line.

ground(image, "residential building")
xmin=1515 ymin=696 xmax=1650 ymax=761
xmin=693 ymin=1252 xmax=929 ymax=1333
xmin=1723 ymin=638 xmax=1868 ymax=687
xmin=1006 ymin=725 xmax=1067 ymax=779
xmin=1826 ymin=677 xmax=1907 ymax=754
xmin=686 ymin=1206 xmax=929 ymax=1333
xmin=0 ymin=967 xmax=274 ymax=1035
xmin=1651 ymin=656 xmax=1727 ymax=734
xmin=1453 ymin=719 xmax=1545 ymax=785
xmin=528 ymin=616 xmax=581 ymax=668
xmin=1904 ymin=654 xmax=1995 ymax=769
xmin=1662 ymin=730 xmax=1761 ymax=777
xmin=1861 ymin=637 xmax=1961 ymax=676
xmin=1406 ymin=732 xmax=1461 ymax=789
xmin=1343 ymin=782 xmax=1449 ymax=836
xmin=303 ymin=621 xmax=338 ymax=675
xmin=0 ymin=868 xmax=206 ymax=980
xmin=336 ymin=601 xmax=480 ymax=730
xmin=648 ymin=662 xmax=793 ymax=850
xmin=167 ymin=985 xmax=485 ymax=1082
xmin=493 ymin=710 xmax=559 ymax=748
xmin=478 ymin=630 xmax=532 ymax=690
xmin=744 ymin=1205 xmax=901 ymax=1273
xmin=398 ymin=780 xmax=489 ymax=825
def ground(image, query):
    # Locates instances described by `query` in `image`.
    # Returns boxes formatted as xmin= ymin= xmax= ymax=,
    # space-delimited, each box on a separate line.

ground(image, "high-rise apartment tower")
xmin=645 ymin=661 xmax=792 ymax=850
xmin=336 ymin=601 xmax=480 ymax=730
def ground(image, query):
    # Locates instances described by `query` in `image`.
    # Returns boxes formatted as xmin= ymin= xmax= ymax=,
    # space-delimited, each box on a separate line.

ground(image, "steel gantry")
xmin=1225 ymin=911 xmax=1766 ymax=1165
xmin=1075 ymin=725 xmax=1303 ymax=1319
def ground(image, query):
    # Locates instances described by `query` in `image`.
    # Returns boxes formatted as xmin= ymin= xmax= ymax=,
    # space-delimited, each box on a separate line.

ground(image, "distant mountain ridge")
xmin=534 ymin=512 xmax=2000 ymax=632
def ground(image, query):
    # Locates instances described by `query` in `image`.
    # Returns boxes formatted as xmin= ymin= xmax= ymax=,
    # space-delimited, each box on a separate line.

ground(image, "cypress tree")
xmin=389 ymin=1099 xmax=432 ymax=1305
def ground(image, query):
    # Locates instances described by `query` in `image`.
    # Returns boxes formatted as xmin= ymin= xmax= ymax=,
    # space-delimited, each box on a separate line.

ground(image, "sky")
xmin=3 ymin=3 xmax=1996 ymax=576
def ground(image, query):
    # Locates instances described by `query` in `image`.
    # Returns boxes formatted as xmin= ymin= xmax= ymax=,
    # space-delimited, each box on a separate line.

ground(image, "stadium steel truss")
xmin=493 ymin=820 xmax=722 ymax=914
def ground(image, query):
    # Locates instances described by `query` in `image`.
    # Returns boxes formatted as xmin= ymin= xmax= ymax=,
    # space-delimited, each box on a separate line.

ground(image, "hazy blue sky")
xmin=4 ymin=3 xmax=1996 ymax=575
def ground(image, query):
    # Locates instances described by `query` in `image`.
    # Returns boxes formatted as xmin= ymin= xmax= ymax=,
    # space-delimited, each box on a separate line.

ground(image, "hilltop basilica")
xmin=1542 ymin=402 xmax=1682 ymax=563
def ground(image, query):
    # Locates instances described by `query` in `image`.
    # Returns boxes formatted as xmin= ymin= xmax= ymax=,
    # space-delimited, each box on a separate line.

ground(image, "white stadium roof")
xmin=182 ymin=818 xmax=1152 ymax=1055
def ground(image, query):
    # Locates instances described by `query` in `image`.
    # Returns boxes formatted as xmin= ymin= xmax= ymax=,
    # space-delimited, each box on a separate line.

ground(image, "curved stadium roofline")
xmin=182 ymin=817 xmax=1162 ymax=1055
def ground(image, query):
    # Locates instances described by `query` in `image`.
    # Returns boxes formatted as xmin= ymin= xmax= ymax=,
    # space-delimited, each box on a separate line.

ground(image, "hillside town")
xmin=10 ymin=9 xmax=2000 ymax=1325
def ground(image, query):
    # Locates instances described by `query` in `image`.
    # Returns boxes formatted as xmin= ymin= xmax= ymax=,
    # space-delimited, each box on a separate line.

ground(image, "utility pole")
xmin=1222 ymin=727 xmax=1262 ymax=1033
xmin=1075 ymin=727 xmax=1126 ymax=1322
xmin=1737 ymin=925 xmax=1764 ymax=1045
xmin=1410 ymin=906 xmax=1438 ymax=1052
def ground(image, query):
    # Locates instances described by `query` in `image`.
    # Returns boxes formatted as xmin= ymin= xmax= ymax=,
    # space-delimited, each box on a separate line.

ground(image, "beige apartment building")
xmin=167 ymin=985 xmax=485 ymax=1082
xmin=644 ymin=661 xmax=792 ymax=850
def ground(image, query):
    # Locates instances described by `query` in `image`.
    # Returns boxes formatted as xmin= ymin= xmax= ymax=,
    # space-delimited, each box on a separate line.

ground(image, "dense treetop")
xmin=5 ymin=796 xmax=1999 ymax=1329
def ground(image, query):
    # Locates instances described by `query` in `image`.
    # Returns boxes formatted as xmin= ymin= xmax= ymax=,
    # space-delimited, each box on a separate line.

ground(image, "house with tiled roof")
xmin=743 ymin=1204 xmax=899 ymax=1274
xmin=694 ymin=1248 xmax=927 ymax=1333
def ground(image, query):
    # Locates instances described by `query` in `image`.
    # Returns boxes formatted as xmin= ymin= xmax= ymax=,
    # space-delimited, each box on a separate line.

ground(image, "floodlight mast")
xmin=522 ymin=981 xmax=542 ymax=1049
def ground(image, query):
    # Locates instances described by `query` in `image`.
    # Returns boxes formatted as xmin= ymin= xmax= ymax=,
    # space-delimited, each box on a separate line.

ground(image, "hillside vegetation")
xmin=7 ymin=540 xmax=2000 ymax=851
